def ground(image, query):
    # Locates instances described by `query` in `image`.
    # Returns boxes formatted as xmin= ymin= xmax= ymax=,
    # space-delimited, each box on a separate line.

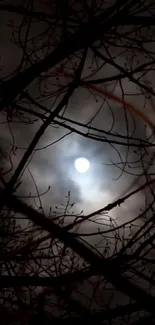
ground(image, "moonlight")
xmin=74 ymin=157 xmax=90 ymax=173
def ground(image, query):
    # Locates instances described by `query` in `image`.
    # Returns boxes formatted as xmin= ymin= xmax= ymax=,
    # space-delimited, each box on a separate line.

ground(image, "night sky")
xmin=0 ymin=1 xmax=155 ymax=323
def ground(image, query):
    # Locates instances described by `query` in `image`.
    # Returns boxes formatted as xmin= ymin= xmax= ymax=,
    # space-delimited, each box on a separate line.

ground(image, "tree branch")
xmin=0 ymin=0 xmax=137 ymax=110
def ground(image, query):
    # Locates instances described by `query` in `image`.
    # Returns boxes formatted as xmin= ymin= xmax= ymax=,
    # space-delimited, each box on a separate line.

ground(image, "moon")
xmin=74 ymin=157 xmax=90 ymax=173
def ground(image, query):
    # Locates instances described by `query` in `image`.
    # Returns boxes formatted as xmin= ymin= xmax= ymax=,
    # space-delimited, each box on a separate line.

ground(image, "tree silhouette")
xmin=0 ymin=0 xmax=155 ymax=324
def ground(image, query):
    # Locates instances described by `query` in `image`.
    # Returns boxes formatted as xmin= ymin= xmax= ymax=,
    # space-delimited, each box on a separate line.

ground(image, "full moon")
xmin=74 ymin=157 xmax=90 ymax=173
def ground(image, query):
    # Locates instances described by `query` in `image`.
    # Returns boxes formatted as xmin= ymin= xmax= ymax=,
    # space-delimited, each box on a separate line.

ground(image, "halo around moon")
xmin=74 ymin=157 xmax=90 ymax=173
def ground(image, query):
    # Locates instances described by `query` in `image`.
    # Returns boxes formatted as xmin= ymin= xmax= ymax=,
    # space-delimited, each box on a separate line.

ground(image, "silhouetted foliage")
xmin=1 ymin=1 xmax=155 ymax=324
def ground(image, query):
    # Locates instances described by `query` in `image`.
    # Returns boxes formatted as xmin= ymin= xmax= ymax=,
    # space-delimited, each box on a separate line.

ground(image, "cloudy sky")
xmin=0 ymin=0 xmax=155 ymax=241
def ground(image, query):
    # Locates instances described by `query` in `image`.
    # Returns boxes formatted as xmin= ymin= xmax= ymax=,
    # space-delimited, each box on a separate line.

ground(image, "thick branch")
xmin=0 ymin=268 xmax=94 ymax=287
xmin=1 ymin=5 xmax=154 ymax=25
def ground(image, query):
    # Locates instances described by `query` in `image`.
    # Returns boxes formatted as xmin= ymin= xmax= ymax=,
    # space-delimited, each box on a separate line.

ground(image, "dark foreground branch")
xmin=2 ymin=192 xmax=155 ymax=315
